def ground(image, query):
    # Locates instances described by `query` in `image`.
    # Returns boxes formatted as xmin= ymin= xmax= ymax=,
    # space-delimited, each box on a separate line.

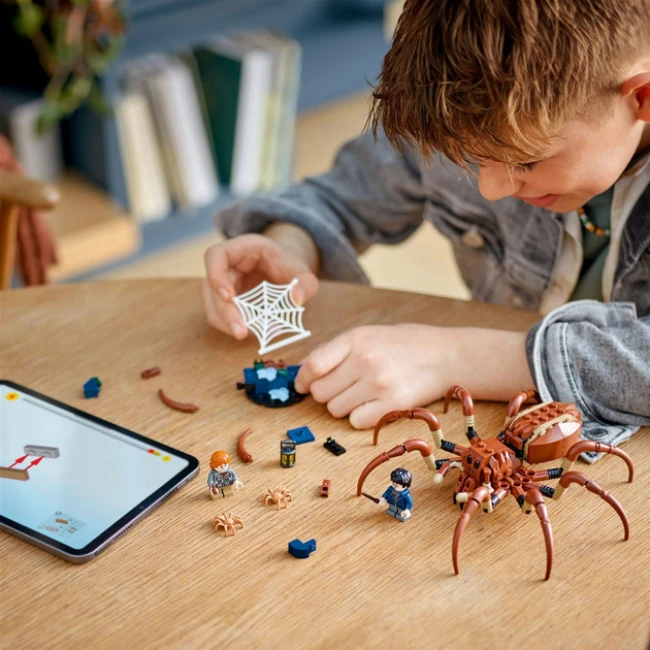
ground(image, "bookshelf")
xmin=7 ymin=0 xmax=390 ymax=281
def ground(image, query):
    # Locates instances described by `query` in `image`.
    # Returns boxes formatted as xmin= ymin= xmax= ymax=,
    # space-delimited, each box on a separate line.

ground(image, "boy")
xmin=202 ymin=0 xmax=650 ymax=456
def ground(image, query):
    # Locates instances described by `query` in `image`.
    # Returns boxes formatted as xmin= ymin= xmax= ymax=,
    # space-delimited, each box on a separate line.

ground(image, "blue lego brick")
xmin=288 ymin=538 xmax=316 ymax=559
xmin=83 ymin=377 xmax=102 ymax=399
xmin=287 ymin=426 xmax=315 ymax=445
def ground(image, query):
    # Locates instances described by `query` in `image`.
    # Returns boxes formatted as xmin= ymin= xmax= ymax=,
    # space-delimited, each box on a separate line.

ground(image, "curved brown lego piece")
xmin=236 ymin=427 xmax=254 ymax=463
xmin=357 ymin=439 xmax=433 ymax=496
xmin=565 ymin=441 xmax=634 ymax=482
xmin=141 ymin=366 xmax=161 ymax=379
xmin=559 ymin=471 xmax=630 ymax=540
xmin=443 ymin=385 xmax=474 ymax=416
xmin=158 ymin=389 xmax=199 ymax=413
xmin=373 ymin=408 xmax=443 ymax=446
xmin=524 ymin=488 xmax=554 ymax=581
xmin=505 ymin=389 xmax=541 ymax=421
xmin=451 ymin=486 xmax=490 ymax=575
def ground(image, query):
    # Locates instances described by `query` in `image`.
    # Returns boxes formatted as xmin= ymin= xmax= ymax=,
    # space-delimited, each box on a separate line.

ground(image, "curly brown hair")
xmin=369 ymin=0 xmax=650 ymax=167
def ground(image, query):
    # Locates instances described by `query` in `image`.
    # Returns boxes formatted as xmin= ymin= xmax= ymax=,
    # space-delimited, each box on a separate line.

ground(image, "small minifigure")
xmin=207 ymin=451 xmax=243 ymax=499
xmin=365 ymin=468 xmax=413 ymax=522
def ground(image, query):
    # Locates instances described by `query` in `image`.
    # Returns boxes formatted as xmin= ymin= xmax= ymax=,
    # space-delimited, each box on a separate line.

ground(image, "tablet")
xmin=0 ymin=380 xmax=199 ymax=563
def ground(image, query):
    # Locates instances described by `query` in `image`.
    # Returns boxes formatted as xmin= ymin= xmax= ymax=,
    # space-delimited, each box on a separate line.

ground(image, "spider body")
xmin=357 ymin=385 xmax=634 ymax=580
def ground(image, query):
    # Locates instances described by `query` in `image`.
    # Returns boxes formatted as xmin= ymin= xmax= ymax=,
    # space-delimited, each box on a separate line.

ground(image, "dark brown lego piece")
xmin=237 ymin=427 xmax=254 ymax=463
xmin=158 ymin=389 xmax=198 ymax=413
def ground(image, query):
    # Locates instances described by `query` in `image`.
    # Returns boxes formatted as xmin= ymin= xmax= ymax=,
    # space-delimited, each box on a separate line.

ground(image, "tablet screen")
xmin=0 ymin=383 xmax=195 ymax=552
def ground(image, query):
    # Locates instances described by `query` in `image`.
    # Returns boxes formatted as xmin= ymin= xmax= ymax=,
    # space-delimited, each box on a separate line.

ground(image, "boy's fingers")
xmin=325 ymin=380 xmax=372 ymax=419
xmin=201 ymin=280 xmax=248 ymax=339
xmin=349 ymin=400 xmax=386 ymax=430
xmin=308 ymin=362 xmax=358 ymax=406
xmin=204 ymin=244 xmax=238 ymax=299
xmin=291 ymin=272 xmax=319 ymax=306
xmin=294 ymin=334 xmax=351 ymax=393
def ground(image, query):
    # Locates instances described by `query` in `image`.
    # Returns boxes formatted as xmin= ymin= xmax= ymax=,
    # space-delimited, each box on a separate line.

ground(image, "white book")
xmin=115 ymin=90 xmax=171 ymax=222
xmin=223 ymin=37 xmax=274 ymax=197
xmin=146 ymin=58 xmax=219 ymax=209
xmin=0 ymin=90 xmax=64 ymax=182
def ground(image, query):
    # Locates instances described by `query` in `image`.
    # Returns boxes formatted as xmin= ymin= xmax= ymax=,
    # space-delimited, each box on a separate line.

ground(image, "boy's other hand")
xmin=203 ymin=233 xmax=319 ymax=339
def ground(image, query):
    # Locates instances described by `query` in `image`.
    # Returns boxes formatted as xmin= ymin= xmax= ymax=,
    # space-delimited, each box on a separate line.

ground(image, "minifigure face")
xmin=216 ymin=463 xmax=229 ymax=472
xmin=392 ymin=481 xmax=407 ymax=492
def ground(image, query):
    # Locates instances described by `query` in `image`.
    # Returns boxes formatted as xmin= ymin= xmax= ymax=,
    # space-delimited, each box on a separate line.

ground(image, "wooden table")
xmin=1 ymin=280 xmax=648 ymax=650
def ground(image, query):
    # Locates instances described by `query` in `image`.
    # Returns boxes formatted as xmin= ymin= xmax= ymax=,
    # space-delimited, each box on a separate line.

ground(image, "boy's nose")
xmin=478 ymin=164 xmax=522 ymax=201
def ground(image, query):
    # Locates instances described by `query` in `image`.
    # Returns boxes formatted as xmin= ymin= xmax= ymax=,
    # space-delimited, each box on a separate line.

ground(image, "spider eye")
xmin=467 ymin=454 xmax=473 ymax=464
xmin=474 ymin=460 xmax=481 ymax=469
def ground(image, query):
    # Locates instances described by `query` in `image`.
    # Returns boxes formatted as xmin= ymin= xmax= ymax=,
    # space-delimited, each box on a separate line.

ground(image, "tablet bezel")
xmin=0 ymin=380 xmax=200 ymax=563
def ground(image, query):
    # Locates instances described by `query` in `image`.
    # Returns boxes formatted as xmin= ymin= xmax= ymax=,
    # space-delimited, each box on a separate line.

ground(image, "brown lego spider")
xmin=356 ymin=385 xmax=634 ymax=580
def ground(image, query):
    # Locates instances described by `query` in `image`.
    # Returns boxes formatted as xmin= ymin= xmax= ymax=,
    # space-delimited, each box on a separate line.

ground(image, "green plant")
xmin=11 ymin=0 xmax=126 ymax=132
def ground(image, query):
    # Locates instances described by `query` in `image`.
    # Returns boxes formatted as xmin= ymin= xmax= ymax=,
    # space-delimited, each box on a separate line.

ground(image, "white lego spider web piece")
xmin=232 ymin=278 xmax=311 ymax=355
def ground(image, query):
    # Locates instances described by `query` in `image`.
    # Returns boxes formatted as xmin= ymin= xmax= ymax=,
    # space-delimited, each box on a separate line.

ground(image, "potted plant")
xmin=9 ymin=0 xmax=126 ymax=131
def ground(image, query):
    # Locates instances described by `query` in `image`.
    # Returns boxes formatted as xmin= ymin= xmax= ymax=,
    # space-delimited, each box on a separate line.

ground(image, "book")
xmin=114 ymin=90 xmax=171 ymax=222
xmin=0 ymin=86 xmax=64 ymax=182
xmin=195 ymin=36 xmax=274 ymax=197
xmin=233 ymin=31 xmax=301 ymax=190
xmin=143 ymin=56 xmax=220 ymax=210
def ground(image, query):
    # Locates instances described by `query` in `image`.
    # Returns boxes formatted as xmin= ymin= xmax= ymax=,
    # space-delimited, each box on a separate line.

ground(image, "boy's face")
xmin=477 ymin=92 xmax=650 ymax=213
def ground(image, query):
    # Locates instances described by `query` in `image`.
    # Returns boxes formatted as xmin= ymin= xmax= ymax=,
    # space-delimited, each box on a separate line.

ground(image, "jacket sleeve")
xmin=215 ymin=128 xmax=427 ymax=281
xmin=526 ymin=300 xmax=650 ymax=461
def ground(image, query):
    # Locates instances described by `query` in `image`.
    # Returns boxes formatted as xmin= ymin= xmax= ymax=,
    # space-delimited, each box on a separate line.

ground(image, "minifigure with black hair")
xmin=377 ymin=468 xmax=413 ymax=522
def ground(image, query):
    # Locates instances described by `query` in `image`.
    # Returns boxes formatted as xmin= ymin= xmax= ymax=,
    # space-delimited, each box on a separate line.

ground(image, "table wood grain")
xmin=1 ymin=280 xmax=648 ymax=650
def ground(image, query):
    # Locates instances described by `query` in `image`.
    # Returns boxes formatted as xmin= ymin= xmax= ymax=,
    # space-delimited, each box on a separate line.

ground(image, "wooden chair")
xmin=0 ymin=169 xmax=60 ymax=289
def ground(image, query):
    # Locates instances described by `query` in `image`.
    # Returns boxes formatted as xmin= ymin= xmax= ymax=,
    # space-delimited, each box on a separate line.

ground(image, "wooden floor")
xmin=101 ymin=92 xmax=470 ymax=301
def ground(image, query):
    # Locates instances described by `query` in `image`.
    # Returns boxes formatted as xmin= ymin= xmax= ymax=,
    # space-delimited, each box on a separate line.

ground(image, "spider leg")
xmin=433 ymin=457 xmax=463 ymax=484
xmin=451 ymin=486 xmax=490 ymax=575
xmin=563 ymin=441 xmax=634 ymax=482
xmin=555 ymin=470 xmax=629 ymax=540
xmin=523 ymin=488 xmax=554 ymax=581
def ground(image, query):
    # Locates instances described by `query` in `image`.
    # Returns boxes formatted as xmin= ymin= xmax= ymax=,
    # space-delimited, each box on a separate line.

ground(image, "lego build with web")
xmin=237 ymin=359 xmax=305 ymax=407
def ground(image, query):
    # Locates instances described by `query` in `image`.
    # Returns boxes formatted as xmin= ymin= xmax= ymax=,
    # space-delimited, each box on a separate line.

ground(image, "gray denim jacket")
xmin=217 ymin=128 xmax=650 ymax=459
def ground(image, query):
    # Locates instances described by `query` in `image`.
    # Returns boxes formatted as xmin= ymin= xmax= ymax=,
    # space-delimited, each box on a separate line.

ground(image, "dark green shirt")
xmin=570 ymin=148 xmax=649 ymax=301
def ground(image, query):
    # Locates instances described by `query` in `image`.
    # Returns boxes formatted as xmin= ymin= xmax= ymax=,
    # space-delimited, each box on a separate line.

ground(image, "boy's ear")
xmin=621 ymin=72 xmax=650 ymax=122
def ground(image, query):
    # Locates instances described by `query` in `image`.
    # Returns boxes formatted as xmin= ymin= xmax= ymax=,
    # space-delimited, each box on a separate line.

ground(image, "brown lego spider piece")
xmin=358 ymin=385 xmax=634 ymax=581
xmin=141 ymin=366 xmax=161 ymax=379
xmin=264 ymin=486 xmax=293 ymax=510
xmin=237 ymin=427 xmax=254 ymax=463
xmin=212 ymin=512 xmax=244 ymax=537
xmin=158 ymin=389 xmax=198 ymax=413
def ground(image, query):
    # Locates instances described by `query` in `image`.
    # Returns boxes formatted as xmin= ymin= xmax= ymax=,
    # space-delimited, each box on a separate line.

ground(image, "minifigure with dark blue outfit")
xmin=379 ymin=468 xmax=413 ymax=522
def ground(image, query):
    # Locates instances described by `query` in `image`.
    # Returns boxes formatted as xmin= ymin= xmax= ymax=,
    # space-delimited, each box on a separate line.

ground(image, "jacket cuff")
xmin=215 ymin=194 xmax=369 ymax=284
xmin=526 ymin=300 xmax=641 ymax=462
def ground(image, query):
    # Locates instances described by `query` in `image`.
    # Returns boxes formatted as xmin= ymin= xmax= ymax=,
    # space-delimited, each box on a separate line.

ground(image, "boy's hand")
xmin=203 ymin=231 xmax=319 ymax=339
xmin=294 ymin=324 xmax=452 ymax=429
xmin=294 ymin=324 xmax=533 ymax=429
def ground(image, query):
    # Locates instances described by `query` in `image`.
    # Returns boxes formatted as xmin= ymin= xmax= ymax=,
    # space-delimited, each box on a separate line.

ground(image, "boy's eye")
xmin=513 ymin=161 xmax=539 ymax=172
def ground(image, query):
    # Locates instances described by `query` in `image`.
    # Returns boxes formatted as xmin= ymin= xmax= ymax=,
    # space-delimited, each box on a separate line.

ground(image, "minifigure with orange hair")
xmin=207 ymin=451 xmax=243 ymax=499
